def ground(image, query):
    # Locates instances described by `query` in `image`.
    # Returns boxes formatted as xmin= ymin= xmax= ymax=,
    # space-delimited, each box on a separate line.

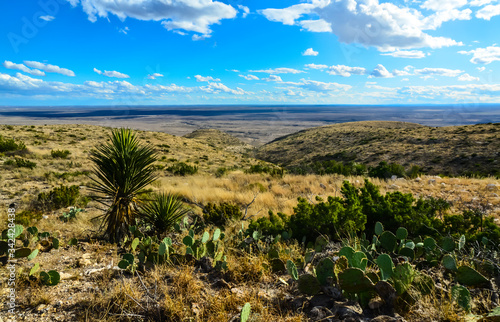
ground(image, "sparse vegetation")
xmin=50 ymin=149 xmax=71 ymax=159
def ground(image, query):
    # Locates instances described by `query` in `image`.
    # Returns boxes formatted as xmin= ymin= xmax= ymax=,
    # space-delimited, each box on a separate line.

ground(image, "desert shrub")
xmin=167 ymin=162 xmax=198 ymax=176
xmin=368 ymin=161 xmax=406 ymax=179
xmin=287 ymin=181 xmax=365 ymax=242
xmin=215 ymin=167 xmax=228 ymax=177
xmin=51 ymin=149 xmax=71 ymax=159
xmin=0 ymin=135 xmax=26 ymax=152
xmin=15 ymin=210 xmax=43 ymax=226
xmin=248 ymin=210 xmax=288 ymax=237
xmin=140 ymin=193 xmax=190 ymax=236
xmin=4 ymin=157 xmax=37 ymax=169
xmin=37 ymin=185 xmax=87 ymax=211
xmin=436 ymin=210 xmax=500 ymax=244
xmin=203 ymin=202 xmax=242 ymax=227
xmin=246 ymin=164 xmax=284 ymax=177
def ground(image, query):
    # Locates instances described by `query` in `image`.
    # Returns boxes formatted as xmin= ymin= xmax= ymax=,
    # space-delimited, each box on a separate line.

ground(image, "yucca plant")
xmin=89 ymin=128 xmax=158 ymax=242
xmin=140 ymin=192 xmax=190 ymax=236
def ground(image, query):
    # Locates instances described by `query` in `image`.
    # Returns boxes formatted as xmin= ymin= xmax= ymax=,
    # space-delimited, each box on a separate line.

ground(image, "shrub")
xmin=215 ymin=167 xmax=228 ymax=177
xmin=0 ymin=135 xmax=26 ymax=152
xmin=37 ymin=185 xmax=87 ymax=211
xmin=246 ymin=164 xmax=284 ymax=177
xmin=248 ymin=210 xmax=288 ymax=237
xmin=437 ymin=210 xmax=500 ymax=244
xmin=140 ymin=193 xmax=190 ymax=236
xmin=203 ymin=202 xmax=242 ymax=227
xmin=51 ymin=149 xmax=71 ymax=159
xmin=4 ymin=157 xmax=37 ymax=169
xmin=15 ymin=210 xmax=43 ymax=226
xmin=368 ymin=161 xmax=406 ymax=179
xmin=167 ymin=162 xmax=198 ymax=176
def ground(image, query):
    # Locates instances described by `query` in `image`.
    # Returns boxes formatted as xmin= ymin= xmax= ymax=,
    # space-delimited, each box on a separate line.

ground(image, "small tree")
xmin=89 ymin=128 xmax=158 ymax=242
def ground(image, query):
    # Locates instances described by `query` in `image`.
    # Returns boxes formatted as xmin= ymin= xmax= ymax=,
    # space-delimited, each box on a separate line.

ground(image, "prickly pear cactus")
xmin=456 ymin=265 xmax=489 ymax=286
xmin=379 ymin=231 xmax=397 ymax=252
xmin=375 ymin=222 xmax=384 ymax=236
xmin=452 ymin=285 xmax=471 ymax=313
xmin=352 ymin=251 xmax=368 ymax=271
xmin=240 ymin=302 xmax=251 ymax=322
xmin=442 ymin=254 xmax=457 ymax=271
xmin=441 ymin=237 xmax=455 ymax=252
xmin=298 ymin=274 xmax=321 ymax=295
xmin=286 ymin=260 xmax=298 ymax=281
xmin=40 ymin=270 xmax=60 ymax=286
xmin=338 ymin=268 xmax=374 ymax=294
xmin=315 ymin=235 xmax=328 ymax=252
xmin=392 ymin=262 xmax=415 ymax=295
xmin=376 ymin=254 xmax=394 ymax=281
xmin=270 ymin=258 xmax=286 ymax=272
xmin=316 ymin=257 xmax=335 ymax=286
xmin=395 ymin=227 xmax=408 ymax=240
xmin=398 ymin=247 xmax=415 ymax=261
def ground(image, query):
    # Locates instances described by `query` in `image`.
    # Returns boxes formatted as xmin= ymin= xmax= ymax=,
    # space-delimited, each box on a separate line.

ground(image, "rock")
xmin=487 ymin=184 xmax=498 ymax=191
xmin=441 ymin=183 xmax=446 ymax=187
xmin=415 ymin=177 xmax=422 ymax=182
xmin=428 ymin=179 xmax=436 ymax=185
xmin=60 ymin=272 xmax=77 ymax=280
xmin=491 ymin=193 xmax=499 ymax=198
xmin=310 ymin=294 xmax=334 ymax=308
xmin=36 ymin=304 xmax=48 ymax=313
xmin=78 ymin=253 xmax=93 ymax=267
xmin=391 ymin=175 xmax=398 ymax=181
xmin=371 ymin=315 xmax=399 ymax=322
xmin=388 ymin=184 xmax=399 ymax=190
xmin=320 ymin=183 xmax=327 ymax=189
xmin=309 ymin=306 xmax=334 ymax=321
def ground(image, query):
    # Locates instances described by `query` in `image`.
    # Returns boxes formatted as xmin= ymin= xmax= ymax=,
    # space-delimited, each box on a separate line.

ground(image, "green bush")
xmin=290 ymin=160 xmax=367 ymax=176
xmin=287 ymin=181 xmax=366 ymax=242
xmin=51 ymin=149 xmax=71 ymax=159
xmin=368 ymin=161 xmax=406 ymax=179
xmin=248 ymin=210 xmax=288 ymax=237
xmin=0 ymin=135 xmax=26 ymax=152
xmin=215 ymin=167 xmax=228 ymax=177
xmin=15 ymin=210 xmax=43 ymax=226
xmin=167 ymin=162 xmax=198 ymax=176
xmin=4 ymin=157 xmax=37 ymax=169
xmin=203 ymin=202 xmax=242 ymax=227
xmin=37 ymin=185 xmax=87 ymax=211
xmin=436 ymin=210 xmax=500 ymax=243
xmin=246 ymin=164 xmax=284 ymax=177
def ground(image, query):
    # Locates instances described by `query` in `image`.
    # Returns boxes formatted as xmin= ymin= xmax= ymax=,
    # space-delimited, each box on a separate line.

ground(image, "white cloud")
xmin=477 ymin=67 xmax=486 ymax=72
xmin=298 ymin=78 xmax=352 ymax=92
xmin=93 ymin=68 xmax=130 ymax=78
xmin=327 ymin=65 xmax=367 ymax=77
xmin=261 ymin=0 xmax=463 ymax=51
xmin=298 ymin=19 xmax=332 ymax=32
xmin=24 ymin=61 xmax=75 ymax=76
xmin=238 ymin=5 xmax=250 ymax=18
xmin=470 ymin=0 xmax=496 ymax=6
xmin=250 ymin=67 xmax=304 ymax=74
xmin=305 ymin=63 xmax=328 ymax=69
xmin=68 ymin=0 xmax=237 ymax=36
xmin=40 ymin=15 xmax=55 ymax=21
xmin=414 ymin=67 xmax=463 ymax=77
xmin=458 ymin=73 xmax=479 ymax=81
xmin=370 ymin=64 xmax=393 ymax=78
xmin=119 ymin=26 xmax=130 ymax=34
xmin=200 ymin=82 xmax=248 ymax=95
xmin=263 ymin=75 xmax=283 ymax=82
xmin=239 ymin=74 xmax=259 ymax=80
xmin=302 ymin=48 xmax=319 ymax=56
xmin=476 ymin=4 xmax=500 ymax=20
xmin=381 ymin=50 xmax=427 ymax=58
xmin=393 ymin=65 xmax=414 ymax=76
xmin=3 ymin=61 xmax=45 ymax=76
xmin=195 ymin=75 xmax=221 ymax=82
xmin=147 ymin=73 xmax=164 ymax=80
xmin=459 ymin=45 xmax=500 ymax=64
xmin=420 ymin=0 xmax=467 ymax=11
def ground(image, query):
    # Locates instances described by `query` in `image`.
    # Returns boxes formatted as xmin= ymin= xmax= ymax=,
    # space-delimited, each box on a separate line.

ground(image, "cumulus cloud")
xmin=302 ymin=48 xmax=319 ymax=56
xmin=119 ymin=26 xmax=130 ymax=34
xmin=477 ymin=67 xmax=486 ymax=72
xmin=250 ymin=67 xmax=304 ymax=74
xmin=94 ymin=68 xmax=130 ymax=78
xmin=195 ymin=75 xmax=221 ymax=82
xmin=476 ymin=4 xmax=500 ymax=20
xmin=459 ymin=45 xmax=500 ymax=64
xmin=24 ymin=61 xmax=75 ymax=76
xmin=261 ymin=0 xmax=463 ymax=51
xmin=305 ymin=63 xmax=328 ymax=70
xmin=147 ymin=73 xmax=164 ymax=80
xmin=3 ymin=61 xmax=45 ymax=76
xmin=67 ymin=0 xmax=237 ymax=36
xmin=458 ymin=73 xmax=479 ymax=81
xmin=200 ymin=82 xmax=248 ymax=95
xmin=381 ymin=50 xmax=427 ymax=59
xmin=420 ymin=0 xmax=467 ymax=11
xmin=239 ymin=74 xmax=259 ymax=80
xmin=238 ymin=5 xmax=250 ymax=18
xmin=263 ymin=75 xmax=283 ymax=82
xmin=298 ymin=79 xmax=352 ymax=92
xmin=414 ymin=67 xmax=463 ymax=77
xmin=327 ymin=65 xmax=367 ymax=77
xmin=370 ymin=64 xmax=393 ymax=78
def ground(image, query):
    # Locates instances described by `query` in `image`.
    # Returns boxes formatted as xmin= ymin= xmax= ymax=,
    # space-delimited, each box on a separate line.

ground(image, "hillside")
xmin=256 ymin=121 xmax=500 ymax=177
xmin=183 ymin=128 xmax=253 ymax=154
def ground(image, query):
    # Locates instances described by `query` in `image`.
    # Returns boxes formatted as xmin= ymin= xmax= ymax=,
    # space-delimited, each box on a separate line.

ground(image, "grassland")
xmin=0 ymin=122 xmax=499 ymax=321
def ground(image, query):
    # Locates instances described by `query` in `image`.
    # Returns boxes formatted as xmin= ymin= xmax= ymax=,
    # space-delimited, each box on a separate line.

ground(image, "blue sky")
xmin=1 ymin=0 xmax=500 ymax=106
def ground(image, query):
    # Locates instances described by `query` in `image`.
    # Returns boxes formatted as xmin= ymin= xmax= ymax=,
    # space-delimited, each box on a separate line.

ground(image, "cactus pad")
xmin=442 ymin=254 xmax=457 ymax=271
xmin=376 ymin=254 xmax=394 ymax=281
xmin=316 ymin=257 xmax=335 ymax=286
xmin=379 ymin=231 xmax=397 ymax=252
xmin=240 ymin=302 xmax=251 ymax=322
xmin=456 ymin=265 xmax=489 ymax=286
xmin=396 ymin=227 xmax=408 ymax=240
xmin=452 ymin=285 xmax=471 ymax=313
xmin=298 ymin=274 xmax=321 ymax=295
xmin=375 ymin=222 xmax=384 ymax=236
xmin=339 ymin=268 xmax=374 ymax=294
xmin=286 ymin=260 xmax=298 ymax=280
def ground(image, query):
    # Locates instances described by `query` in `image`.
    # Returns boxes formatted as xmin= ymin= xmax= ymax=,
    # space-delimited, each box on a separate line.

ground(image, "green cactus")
xmin=159 ymin=241 xmax=167 ymax=256
xmin=423 ymin=237 xmax=436 ymax=250
xmin=335 ymin=256 xmax=349 ymax=273
xmin=68 ymin=238 xmax=78 ymax=246
xmin=352 ymin=251 xmax=368 ymax=271
xmin=376 ymin=254 xmax=394 ymax=281
xmin=27 ymin=249 xmax=39 ymax=261
xmin=240 ymin=302 xmax=251 ymax=322
xmin=315 ymin=235 xmax=328 ymax=252
xmin=338 ymin=268 xmax=374 ymax=294
xmin=392 ymin=262 xmax=415 ymax=295
xmin=452 ymin=285 xmax=471 ymax=313
xmin=40 ymin=270 xmax=60 ymax=286
xmin=441 ymin=237 xmax=455 ymax=252
xmin=456 ymin=265 xmax=489 ymax=286
xmin=305 ymin=250 xmax=315 ymax=264
xmin=268 ymin=248 xmax=280 ymax=259
xmin=286 ymin=260 xmax=298 ymax=281
xmin=316 ymin=257 xmax=335 ymax=286
xmin=375 ymin=222 xmax=384 ymax=236
xmin=29 ymin=262 xmax=40 ymax=276
xmin=270 ymin=258 xmax=286 ymax=272
xmin=395 ymin=227 xmax=408 ymax=240
xmin=458 ymin=235 xmax=466 ymax=252
xmin=183 ymin=235 xmax=194 ymax=247
xmin=131 ymin=237 xmax=140 ymax=251
xmin=14 ymin=248 xmax=31 ymax=258
xmin=442 ymin=254 xmax=457 ymax=271
xmin=379 ymin=231 xmax=397 ymax=252
xmin=298 ymin=274 xmax=321 ymax=295
xmin=399 ymin=247 xmax=415 ymax=261
xmin=339 ymin=246 xmax=355 ymax=264
xmin=201 ymin=231 xmax=210 ymax=244
xmin=52 ymin=237 xmax=59 ymax=250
